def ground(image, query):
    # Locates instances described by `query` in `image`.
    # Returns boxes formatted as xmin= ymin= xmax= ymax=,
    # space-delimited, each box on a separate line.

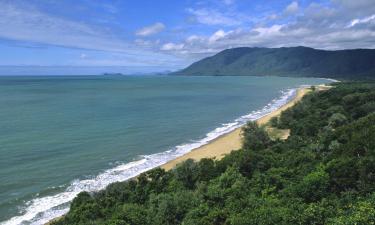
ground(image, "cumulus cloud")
xmin=159 ymin=0 xmax=375 ymax=59
xmin=135 ymin=22 xmax=165 ymax=36
xmin=2 ymin=0 xmax=374 ymax=67
xmin=208 ymin=30 xmax=227 ymax=43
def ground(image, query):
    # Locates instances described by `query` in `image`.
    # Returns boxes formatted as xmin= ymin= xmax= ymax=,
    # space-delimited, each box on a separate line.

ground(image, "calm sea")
xmin=0 ymin=75 xmax=328 ymax=224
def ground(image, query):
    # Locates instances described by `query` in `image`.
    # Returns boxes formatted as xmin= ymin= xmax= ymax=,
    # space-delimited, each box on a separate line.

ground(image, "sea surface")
xmin=0 ymin=75 xmax=329 ymax=224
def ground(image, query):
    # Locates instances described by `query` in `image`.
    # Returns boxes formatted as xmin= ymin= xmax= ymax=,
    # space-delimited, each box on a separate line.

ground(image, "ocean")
xmin=0 ymin=75 xmax=328 ymax=224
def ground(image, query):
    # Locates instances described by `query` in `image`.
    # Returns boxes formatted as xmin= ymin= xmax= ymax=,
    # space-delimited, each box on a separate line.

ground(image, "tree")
xmin=111 ymin=203 xmax=148 ymax=225
xmin=242 ymin=121 xmax=271 ymax=151
xmin=328 ymin=113 xmax=347 ymax=128
xmin=173 ymin=159 xmax=199 ymax=189
xmin=290 ymin=165 xmax=329 ymax=202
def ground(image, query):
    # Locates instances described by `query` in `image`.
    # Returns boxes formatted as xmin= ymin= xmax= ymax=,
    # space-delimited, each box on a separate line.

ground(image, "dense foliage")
xmin=54 ymin=82 xmax=375 ymax=225
xmin=172 ymin=47 xmax=375 ymax=79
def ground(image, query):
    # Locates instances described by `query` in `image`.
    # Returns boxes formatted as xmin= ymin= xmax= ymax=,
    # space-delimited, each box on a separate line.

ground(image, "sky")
xmin=0 ymin=0 xmax=374 ymax=74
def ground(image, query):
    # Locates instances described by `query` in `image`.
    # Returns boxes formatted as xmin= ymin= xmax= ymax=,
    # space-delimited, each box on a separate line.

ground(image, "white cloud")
xmin=159 ymin=0 xmax=375 ymax=58
xmin=186 ymin=35 xmax=204 ymax=43
xmin=254 ymin=25 xmax=284 ymax=37
xmin=348 ymin=14 xmax=375 ymax=27
xmin=1 ymin=0 xmax=375 ymax=67
xmin=160 ymin=11 xmax=375 ymax=56
xmin=209 ymin=30 xmax=225 ymax=43
xmin=0 ymin=1 xmax=182 ymax=67
xmin=208 ymin=30 xmax=230 ymax=43
xmin=135 ymin=22 xmax=165 ymax=36
xmin=187 ymin=8 xmax=241 ymax=26
xmin=80 ymin=53 xmax=87 ymax=59
xmin=285 ymin=1 xmax=299 ymax=14
xmin=0 ymin=2 xmax=132 ymax=53
xmin=161 ymin=43 xmax=184 ymax=51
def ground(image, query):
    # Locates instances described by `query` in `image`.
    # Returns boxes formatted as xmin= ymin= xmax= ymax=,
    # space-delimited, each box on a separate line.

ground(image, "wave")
xmin=314 ymin=77 xmax=340 ymax=83
xmin=2 ymin=88 xmax=298 ymax=225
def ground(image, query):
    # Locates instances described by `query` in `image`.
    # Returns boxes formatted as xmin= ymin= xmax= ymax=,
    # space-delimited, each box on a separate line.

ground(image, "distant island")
xmin=172 ymin=46 xmax=375 ymax=79
xmin=102 ymin=73 xmax=125 ymax=76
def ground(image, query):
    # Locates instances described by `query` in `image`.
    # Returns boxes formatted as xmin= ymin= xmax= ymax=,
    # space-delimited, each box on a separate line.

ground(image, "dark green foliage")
xmin=148 ymin=191 xmax=198 ymax=225
xmin=173 ymin=159 xmax=199 ymax=189
xmin=110 ymin=203 xmax=148 ymax=225
xmin=242 ymin=121 xmax=272 ymax=150
xmin=172 ymin=47 xmax=375 ymax=79
xmin=269 ymin=116 xmax=278 ymax=127
xmin=54 ymin=82 xmax=375 ymax=225
xmin=292 ymin=165 xmax=330 ymax=202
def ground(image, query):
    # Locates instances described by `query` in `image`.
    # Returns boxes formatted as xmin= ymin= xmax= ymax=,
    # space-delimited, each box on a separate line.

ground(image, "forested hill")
xmin=172 ymin=47 xmax=375 ymax=79
xmin=54 ymin=82 xmax=375 ymax=225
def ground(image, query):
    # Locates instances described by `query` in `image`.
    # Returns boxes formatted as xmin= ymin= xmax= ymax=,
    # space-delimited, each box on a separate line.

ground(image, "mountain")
xmin=172 ymin=46 xmax=375 ymax=79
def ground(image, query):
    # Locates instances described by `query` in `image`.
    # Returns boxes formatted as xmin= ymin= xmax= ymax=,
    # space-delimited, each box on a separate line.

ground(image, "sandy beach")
xmin=161 ymin=87 xmax=312 ymax=170
xmin=46 ymin=85 xmax=323 ymax=225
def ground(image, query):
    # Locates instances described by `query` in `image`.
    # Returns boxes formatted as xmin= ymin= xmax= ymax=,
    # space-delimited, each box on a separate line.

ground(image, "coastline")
xmin=43 ymin=86 xmax=315 ymax=225
xmin=161 ymin=87 xmax=311 ymax=170
xmin=37 ymin=85 xmax=321 ymax=225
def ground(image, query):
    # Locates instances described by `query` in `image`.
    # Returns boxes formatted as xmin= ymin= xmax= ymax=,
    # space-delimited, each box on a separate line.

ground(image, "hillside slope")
xmin=172 ymin=47 xmax=375 ymax=79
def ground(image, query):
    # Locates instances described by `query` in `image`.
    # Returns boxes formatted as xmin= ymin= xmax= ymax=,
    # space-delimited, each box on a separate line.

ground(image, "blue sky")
xmin=0 ymin=0 xmax=374 ymax=74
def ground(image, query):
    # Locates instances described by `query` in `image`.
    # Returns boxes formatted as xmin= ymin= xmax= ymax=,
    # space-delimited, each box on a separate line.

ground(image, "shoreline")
xmin=161 ymin=87 xmax=312 ymax=170
xmin=44 ymin=85 xmax=316 ymax=225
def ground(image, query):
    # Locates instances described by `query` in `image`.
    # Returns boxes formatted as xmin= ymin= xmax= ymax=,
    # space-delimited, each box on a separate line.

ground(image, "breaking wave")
xmin=3 ymin=88 xmax=298 ymax=225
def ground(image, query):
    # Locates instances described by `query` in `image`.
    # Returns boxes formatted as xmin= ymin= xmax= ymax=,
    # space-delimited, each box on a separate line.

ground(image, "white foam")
xmin=317 ymin=77 xmax=340 ymax=83
xmin=326 ymin=78 xmax=340 ymax=83
xmin=2 ymin=88 xmax=298 ymax=225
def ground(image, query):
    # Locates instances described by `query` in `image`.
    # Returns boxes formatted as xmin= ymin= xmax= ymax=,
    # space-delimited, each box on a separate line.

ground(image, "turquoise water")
xmin=0 ymin=75 xmax=328 ymax=224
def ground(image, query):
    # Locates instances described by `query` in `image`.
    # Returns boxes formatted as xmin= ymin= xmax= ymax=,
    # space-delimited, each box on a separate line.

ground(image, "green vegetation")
xmin=53 ymin=82 xmax=375 ymax=225
xmin=172 ymin=47 xmax=375 ymax=79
